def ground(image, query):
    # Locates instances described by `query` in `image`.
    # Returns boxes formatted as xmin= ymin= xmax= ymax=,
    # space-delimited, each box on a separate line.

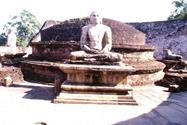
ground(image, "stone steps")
xmin=54 ymin=84 xmax=137 ymax=105
xmin=54 ymin=92 xmax=137 ymax=105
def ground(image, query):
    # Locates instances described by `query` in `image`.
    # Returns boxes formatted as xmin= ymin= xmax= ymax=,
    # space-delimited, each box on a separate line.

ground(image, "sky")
xmin=0 ymin=0 xmax=174 ymax=31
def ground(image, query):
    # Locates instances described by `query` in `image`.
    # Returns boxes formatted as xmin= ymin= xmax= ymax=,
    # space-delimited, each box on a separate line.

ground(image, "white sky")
xmin=0 ymin=0 xmax=174 ymax=31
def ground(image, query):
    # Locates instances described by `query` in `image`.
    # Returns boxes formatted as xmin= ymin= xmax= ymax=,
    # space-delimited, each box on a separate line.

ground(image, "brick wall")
xmin=129 ymin=19 xmax=187 ymax=59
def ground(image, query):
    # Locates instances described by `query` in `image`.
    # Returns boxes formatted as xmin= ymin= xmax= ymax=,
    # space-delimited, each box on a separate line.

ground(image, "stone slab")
xmin=54 ymin=92 xmax=137 ymax=105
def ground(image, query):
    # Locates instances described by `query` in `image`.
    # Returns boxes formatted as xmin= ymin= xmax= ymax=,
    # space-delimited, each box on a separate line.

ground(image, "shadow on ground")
xmin=114 ymin=91 xmax=187 ymax=125
xmin=13 ymin=83 xmax=55 ymax=101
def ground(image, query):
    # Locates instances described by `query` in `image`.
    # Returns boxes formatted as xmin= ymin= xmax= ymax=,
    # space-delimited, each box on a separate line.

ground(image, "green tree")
xmin=0 ymin=33 xmax=6 ymax=46
xmin=2 ymin=9 xmax=41 ymax=46
xmin=168 ymin=0 xmax=187 ymax=20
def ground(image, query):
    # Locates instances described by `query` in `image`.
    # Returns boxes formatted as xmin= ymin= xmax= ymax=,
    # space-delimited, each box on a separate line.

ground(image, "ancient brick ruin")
xmin=0 ymin=47 xmax=26 ymax=86
xmin=23 ymin=18 xmax=165 ymax=85
xmin=19 ymin=18 xmax=166 ymax=104
xmin=129 ymin=19 xmax=187 ymax=59
xmin=129 ymin=19 xmax=187 ymax=91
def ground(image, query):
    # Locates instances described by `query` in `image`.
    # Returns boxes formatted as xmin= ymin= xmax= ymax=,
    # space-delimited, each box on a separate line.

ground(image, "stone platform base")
xmin=21 ymin=60 xmax=65 ymax=83
xmin=21 ymin=60 xmax=165 ymax=86
xmin=167 ymin=71 xmax=187 ymax=90
xmin=0 ymin=53 xmax=26 ymax=66
xmin=54 ymin=84 xmax=137 ymax=105
xmin=155 ymin=68 xmax=187 ymax=92
xmin=0 ymin=66 xmax=23 ymax=83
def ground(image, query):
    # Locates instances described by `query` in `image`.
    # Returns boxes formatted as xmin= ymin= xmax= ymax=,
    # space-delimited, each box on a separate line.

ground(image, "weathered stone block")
xmin=2 ymin=76 xmax=13 ymax=87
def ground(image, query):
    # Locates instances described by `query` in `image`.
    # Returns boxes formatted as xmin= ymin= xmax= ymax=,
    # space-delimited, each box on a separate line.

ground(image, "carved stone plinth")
xmin=52 ymin=64 xmax=137 ymax=105
xmin=59 ymin=64 xmax=135 ymax=86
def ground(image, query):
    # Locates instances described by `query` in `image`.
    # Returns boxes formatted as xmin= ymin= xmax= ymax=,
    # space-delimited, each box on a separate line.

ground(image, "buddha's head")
xmin=89 ymin=11 xmax=102 ymax=25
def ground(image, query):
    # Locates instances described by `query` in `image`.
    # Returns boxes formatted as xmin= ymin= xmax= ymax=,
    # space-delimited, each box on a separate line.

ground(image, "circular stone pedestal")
xmin=59 ymin=64 xmax=135 ymax=86
xmin=59 ymin=62 xmax=165 ymax=86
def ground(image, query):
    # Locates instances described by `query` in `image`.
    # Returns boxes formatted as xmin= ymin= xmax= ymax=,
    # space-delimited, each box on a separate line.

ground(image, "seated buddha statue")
xmin=70 ymin=11 xmax=123 ymax=65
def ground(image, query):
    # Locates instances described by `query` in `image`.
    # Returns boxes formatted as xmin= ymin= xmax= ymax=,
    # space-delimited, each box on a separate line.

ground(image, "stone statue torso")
xmin=83 ymin=24 xmax=111 ymax=51
xmin=70 ymin=20 xmax=122 ymax=64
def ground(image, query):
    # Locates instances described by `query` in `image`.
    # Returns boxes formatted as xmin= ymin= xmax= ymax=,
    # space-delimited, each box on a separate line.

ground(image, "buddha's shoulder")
xmin=82 ymin=24 xmax=111 ymax=31
xmin=100 ymin=24 xmax=111 ymax=30
xmin=100 ymin=24 xmax=110 ymax=28
xmin=82 ymin=25 xmax=90 ymax=30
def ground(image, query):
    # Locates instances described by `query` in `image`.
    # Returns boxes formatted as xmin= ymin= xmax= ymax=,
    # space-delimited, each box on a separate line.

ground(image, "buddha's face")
xmin=90 ymin=12 xmax=102 ymax=24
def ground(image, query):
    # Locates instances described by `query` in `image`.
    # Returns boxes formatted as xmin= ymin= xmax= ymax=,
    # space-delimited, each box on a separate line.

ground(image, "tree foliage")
xmin=1 ymin=10 xmax=41 ymax=46
xmin=0 ymin=33 xmax=6 ymax=46
xmin=168 ymin=0 xmax=187 ymax=20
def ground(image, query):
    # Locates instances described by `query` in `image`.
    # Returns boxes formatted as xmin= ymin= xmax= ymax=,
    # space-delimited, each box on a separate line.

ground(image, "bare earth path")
xmin=0 ymin=82 xmax=187 ymax=125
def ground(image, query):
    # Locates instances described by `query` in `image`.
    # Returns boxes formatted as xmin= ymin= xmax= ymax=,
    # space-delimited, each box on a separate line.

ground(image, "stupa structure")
xmin=21 ymin=18 xmax=165 ymax=104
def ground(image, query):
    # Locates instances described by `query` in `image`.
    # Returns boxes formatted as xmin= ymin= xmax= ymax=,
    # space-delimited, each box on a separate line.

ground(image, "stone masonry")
xmin=129 ymin=19 xmax=187 ymax=59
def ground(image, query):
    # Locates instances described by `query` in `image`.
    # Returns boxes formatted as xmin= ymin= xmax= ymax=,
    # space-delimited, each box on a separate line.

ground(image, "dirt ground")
xmin=0 ymin=82 xmax=141 ymax=125
xmin=1 ymin=82 xmax=187 ymax=125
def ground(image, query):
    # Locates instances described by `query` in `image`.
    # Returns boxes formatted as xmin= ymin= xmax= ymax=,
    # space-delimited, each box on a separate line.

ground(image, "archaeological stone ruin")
xmin=20 ymin=18 xmax=166 ymax=104
xmin=130 ymin=19 xmax=187 ymax=91
xmin=0 ymin=46 xmax=26 ymax=86
xmin=1 ymin=17 xmax=187 ymax=104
